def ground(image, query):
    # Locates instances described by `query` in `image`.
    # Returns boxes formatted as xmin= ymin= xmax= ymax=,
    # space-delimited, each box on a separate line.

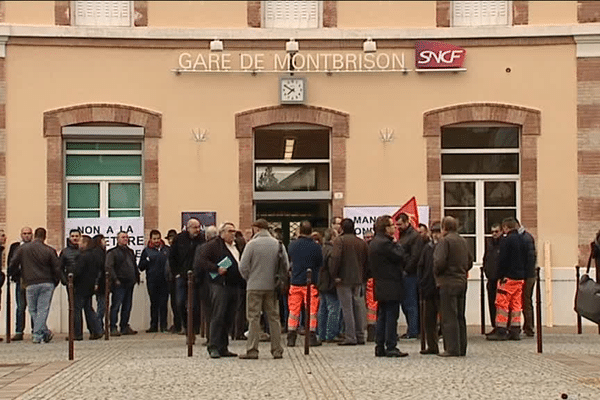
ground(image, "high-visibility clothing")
xmin=366 ymin=278 xmax=378 ymax=324
xmin=495 ymin=278 xmax=524 ymax=329
xmin=288 ymin=285 xmax=319 ymax=331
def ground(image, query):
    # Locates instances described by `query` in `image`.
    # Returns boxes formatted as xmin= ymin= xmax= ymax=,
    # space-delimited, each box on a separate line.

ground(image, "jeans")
xmin=376 ymin=300 xmax=400 ymax=351
xmin=317 ymin=292 xmax=342 ymax=341
xmin=110 ymin=283 xmax=134 ymax=331
xmin=176 ymin=276 xmax=200 ymax=332
xmin=168 ymin=278 xmax=182 ymax=331
xmin=26 ymin=282 xmax=55 ymax=343
xmin=486 ymin=278 xmax=498 ymax=328
xmin=439 ymin=284 xmax=467 ymax=356
xmin=96 ymin=293 xmax=106 ymax=332
xmin=522 ymin=277 xmax=536 ymax=334
xmin=15 ymin=279 xmax=31 ymax=334
xmin=75 ymin=292 xmax=102 ymax=337
xmin=401 ymin=274 xmax=420 ymax=337
xmin=147 ymin=279 xmax=169 ymax=331
xmin=208 ymin=283 xmax=237 ymax=354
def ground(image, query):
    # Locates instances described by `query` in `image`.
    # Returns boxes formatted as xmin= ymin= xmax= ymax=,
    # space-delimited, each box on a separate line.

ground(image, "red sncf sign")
xmin=415 ymin=41 xmax=466 ymax=69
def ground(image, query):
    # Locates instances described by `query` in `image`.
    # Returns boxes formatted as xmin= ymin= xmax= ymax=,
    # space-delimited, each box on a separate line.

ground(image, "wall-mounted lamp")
xmin=286 ymin=38 xmax=299 ymax=54
xmin=363 ymin=38 xmax=377 ymax=53
xmin=192 ymin=128 xmax=208 ymax=143
xmin=210 ymin=39 xmax=223 ymax=52
xmin=380 ymin=128 xmax=394 ymax=143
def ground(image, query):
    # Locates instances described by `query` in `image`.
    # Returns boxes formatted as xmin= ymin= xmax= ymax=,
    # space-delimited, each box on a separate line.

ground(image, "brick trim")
xmin=247 ymin=1 xmax=261 ymax=28
xmin=436 ymin=1 xmax=451 ymax=27
xmin=578 ymin=1 xmax=600 ymax=23
xmin=0 ymin=1 xmax=5 ymax=23
xmin=512 ymin=1 xmax=529 ymax=26
xmin=322 ymin=0 xmax=337 ymax=28
xmin=235 ymin=105 xmax=349 ymax=232
xmin=54 ymin=1 xmax=146 ymax=26
xmin=423 ymin=102 xmax=540 ymax=240
xmin=43 ymin=104 xmax=162 ymax=248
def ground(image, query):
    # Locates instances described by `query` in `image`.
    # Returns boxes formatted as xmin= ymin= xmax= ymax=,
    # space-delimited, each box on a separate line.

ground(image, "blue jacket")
xmin=138 ymin=245 xmax=169 ymax=284
xmin=497 ymin=230 xmax=527 ymax=281
xmin=288 ymin=236 xmax=323 ymax=286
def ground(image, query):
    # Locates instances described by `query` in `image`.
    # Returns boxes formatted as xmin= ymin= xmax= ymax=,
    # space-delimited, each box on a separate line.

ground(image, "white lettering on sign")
xmin=417 ymin=50 xmax=465 ymax=65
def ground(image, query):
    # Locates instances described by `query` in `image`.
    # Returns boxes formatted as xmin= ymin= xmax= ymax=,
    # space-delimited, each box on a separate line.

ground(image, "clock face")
xmin=280 ymin=78 xmax=306 ymax=104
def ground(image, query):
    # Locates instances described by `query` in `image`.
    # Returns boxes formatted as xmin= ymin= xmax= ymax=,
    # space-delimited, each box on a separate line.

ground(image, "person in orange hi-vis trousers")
xmin=486 ymin=217 xmax=527 ymax=341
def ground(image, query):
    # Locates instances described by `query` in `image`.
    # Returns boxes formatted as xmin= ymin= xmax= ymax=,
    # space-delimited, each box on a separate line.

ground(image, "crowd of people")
xmin=0 ymin=212 xmax=538 ymax=359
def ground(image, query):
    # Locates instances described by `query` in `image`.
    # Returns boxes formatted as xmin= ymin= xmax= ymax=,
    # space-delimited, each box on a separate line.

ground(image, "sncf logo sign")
xmin=415 ymin=41 xmax=466 ymax=69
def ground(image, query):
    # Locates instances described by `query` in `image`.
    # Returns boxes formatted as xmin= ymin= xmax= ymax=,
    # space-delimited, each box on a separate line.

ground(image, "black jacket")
xmin=520 ymin=228 xmax=537 ymax=279
xmin=92 ymin=247 xmax=107 ymax=293
xmin=60 ymin=241 xmax=80 ymax=285
xmin=497 ymin=230 xmax=527 ymax=281
xmin=198 ymin=236 xmax=244 ymax=287
xmin=317 ymin=241 xmax=336 ymax=294
xmin=138 ymin=245 xmax=169 ymax=285
xmin=368 ymin=233 xmax=407 ymax=302
xmin=398 ymin=225 xmax=424 ymax=276
xmin=483 ymin=236 xmax=502 ymax=281
xmin=417 ymin=241 xmax=438 ymax=299
xmin=7 ymin=241 xmax=22 ymax=282
xmin=106 ymin=245 xmax=139 ymax=286
xmin=74 ymin=248 xmax=104 ymax=297
xmin=169 ymin=231 xmax=206 ymax=278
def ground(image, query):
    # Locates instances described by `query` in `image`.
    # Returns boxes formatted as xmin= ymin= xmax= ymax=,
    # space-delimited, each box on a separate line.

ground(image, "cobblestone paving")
xmin=0 ymin=328 xmax=599 ymax=400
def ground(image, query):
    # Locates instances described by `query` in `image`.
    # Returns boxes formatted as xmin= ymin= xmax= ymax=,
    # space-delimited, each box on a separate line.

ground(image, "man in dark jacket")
xmin=286 ymin=221 xmax=323 ymax=347
xmin=517 ymin=219 xmax=537 ymax=337
xmin=397 ymin=213 xmax=424 ymax=339
xmin=197 ymin=222 xmax=244 ymax=358
xmin=332 ymin=218 xmax=369 ymax=346
xmin=139 ymin=229 xmax=170 ymax=333
xmin=433 ymin=216 xmax=473 ymax=357
xmin=369 ymin=215 xmax=408 ymax=358
xmin=169 ymin=219 xmax=205 ymax=335
xmin=7 ymin=226 xmax=33 ymax=341
xmin=317 ymin=228 xmax=342 ymax=343
xmin=106 ymin=231 xmax=139 ymax=336
xmin=417 ymin=222 xmax=441 ymax=355
xmin=9 ymin=227 xmax=61 ymax=344
xmin=73 ymin=235 xmax=103 ymax=340
xmin=487 ymin=217 xmax=527 ymax=341
xmin=60 ymin=229 xmax=81 ymax=285
xmin=483 ymin=223 xmax=502 ymax=334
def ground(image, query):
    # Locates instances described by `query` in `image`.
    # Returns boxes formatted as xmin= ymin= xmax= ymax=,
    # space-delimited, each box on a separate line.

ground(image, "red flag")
xmin=392 ymin=197 xmax=420 ymax=237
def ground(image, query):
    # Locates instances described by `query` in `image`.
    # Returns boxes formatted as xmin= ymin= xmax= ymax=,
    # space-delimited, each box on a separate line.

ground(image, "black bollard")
xmin=575 ymin=265 xmax=582 ymax=334
xmin=187 ymin=270 xmax=194 ymax=357
xmin=305 ymin=269 xmax=312 ymax=356
xmin=535 ymin=267 xmax=543 ymax=353
xmin=68 ymin=273 xmax=75 ymax=360
xmin=105 ymin=266 xmax=110 ymax=340
xmin=480 ymin=266 xmax=486 ymax=335
xmin=6 ymin=275 xmax=11 ymax=343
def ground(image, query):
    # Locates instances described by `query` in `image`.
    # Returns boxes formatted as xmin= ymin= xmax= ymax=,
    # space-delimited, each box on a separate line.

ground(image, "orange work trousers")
xmin=288 ymin=285 xmax=319 ymax=332
xmin=366 ymin=278 xmax=378 ymax=325
xmin=495 ymin=278 xmax=524 ymax=329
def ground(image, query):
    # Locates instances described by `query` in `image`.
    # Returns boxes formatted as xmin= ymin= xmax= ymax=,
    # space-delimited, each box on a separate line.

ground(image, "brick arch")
xmin=235 ymin=105 xmax=349 ymax=231
xmin=423 ymin=102 xmax=541 ymax=239
xmin=43 ymin=103 xmax=162 ymax=248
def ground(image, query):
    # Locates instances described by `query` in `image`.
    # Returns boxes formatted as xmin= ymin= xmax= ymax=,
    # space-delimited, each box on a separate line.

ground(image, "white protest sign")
xmin=65 ymin=217 xmax=145 ymax=259
xmin=343 ymin=206 xmax=430 ymax=238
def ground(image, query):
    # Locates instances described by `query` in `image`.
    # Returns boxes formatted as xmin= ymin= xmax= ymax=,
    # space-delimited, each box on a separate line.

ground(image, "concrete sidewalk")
xmin=1 ymin=326 xmax=599 ymax=400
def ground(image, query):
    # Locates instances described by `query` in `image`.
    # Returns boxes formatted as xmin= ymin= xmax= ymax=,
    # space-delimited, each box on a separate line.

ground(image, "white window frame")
xmin=452 ymin=1 xmax=512 ymax=27
xmin=72 ymin=1 xmax=133 ymax=27
xmin=65 ymin=140 xmax=143 ymax=219
xmin=441 ymin=124 xmax=520 ymax=264
xmin=263 ymin=0 xmax=322 ymax=29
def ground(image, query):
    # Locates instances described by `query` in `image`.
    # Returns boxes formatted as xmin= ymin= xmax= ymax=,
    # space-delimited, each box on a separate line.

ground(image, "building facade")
xmin=0 ymin=1 xmax=599 ymax=332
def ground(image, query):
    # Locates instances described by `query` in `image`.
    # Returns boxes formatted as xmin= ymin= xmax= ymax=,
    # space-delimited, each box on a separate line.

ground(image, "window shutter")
xmin=264 ymin=1 xmax=320 ymax=29
xmin=74 ymin=1 xmax=132 ymax=26
xmin=453 ymin=1 xmax=509 ymax=27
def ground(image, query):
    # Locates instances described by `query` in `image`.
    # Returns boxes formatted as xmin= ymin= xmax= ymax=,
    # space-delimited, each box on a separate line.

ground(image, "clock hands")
xmin=283 ymin=84 xmax=295 ymax=95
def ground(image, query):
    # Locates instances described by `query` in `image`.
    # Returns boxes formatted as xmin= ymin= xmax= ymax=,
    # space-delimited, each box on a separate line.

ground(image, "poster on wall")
xmin=65 ymin=217 xmax=145 ymax=259
xmin=181 ymin=212 xmax=217 ymax=232
xmin=343 ymin=205 xmax=430 ymax=238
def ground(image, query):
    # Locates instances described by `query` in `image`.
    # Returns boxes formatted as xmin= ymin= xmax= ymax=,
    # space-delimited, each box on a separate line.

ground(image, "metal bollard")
xmin=575 ymin=265 xmax=582 ymax=334
xmin=105 ymin=267 xmax=110 ymax=340
xmin=480 ymin=266 xmax=486 ymax=335
xmin=305 ymin=269 xmax=312 ymax=356
xmin=187 ymin=270 xmax=194 ymax=357
xmin=6 ymin=275 xmax=11 ymax=343
xmin=535 ymin=267 xmax=543 ymax=354
xmin=68 ymin=273 xmax=75 ymax=360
